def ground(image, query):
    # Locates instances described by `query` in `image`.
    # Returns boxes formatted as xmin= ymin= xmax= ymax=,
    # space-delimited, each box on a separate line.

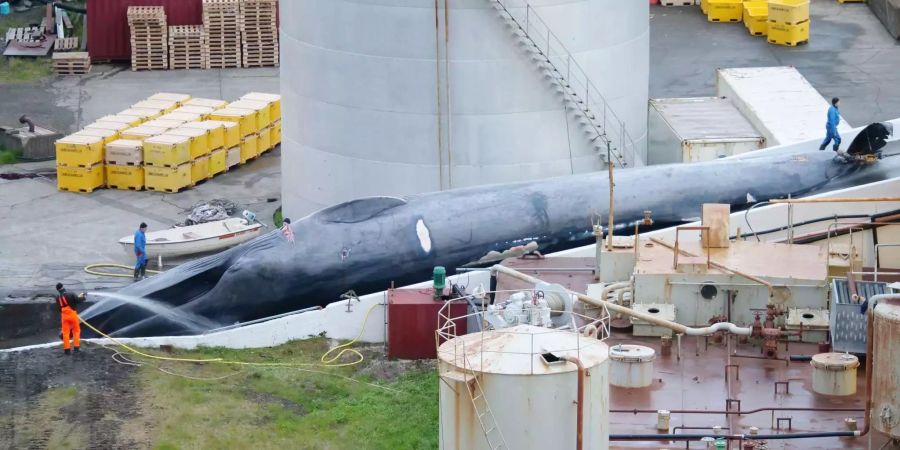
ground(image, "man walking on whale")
xmin=820 ymin=97 xmax=842 ymax=152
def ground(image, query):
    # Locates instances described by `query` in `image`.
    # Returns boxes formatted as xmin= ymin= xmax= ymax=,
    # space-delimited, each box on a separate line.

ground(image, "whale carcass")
xmin=85 ymin=145 xmax=900 ymax=336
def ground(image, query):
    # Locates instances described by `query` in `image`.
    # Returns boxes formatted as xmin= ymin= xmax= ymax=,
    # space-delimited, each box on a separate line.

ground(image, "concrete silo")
xmin=280 ymin=0 xmax=649 ymax=216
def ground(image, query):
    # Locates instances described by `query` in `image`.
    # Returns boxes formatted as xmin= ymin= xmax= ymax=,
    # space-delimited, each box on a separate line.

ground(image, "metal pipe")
xmin=18 ymin=115 xmax=34 ymax=132
xmin=611 ymin=407 xmax=864 ymax=415
xmin=609 ymin=431 xmax=859 ymax=441
xmin=491 ymin=265 xmax=751 ymax=336
xmin=769 ymin=197 xmax=900 ymax=204
xmin=600 ymin=281 xmax=631 ymax=303
xmin=606 ymin=160 xmax=615 ymax=251
xmin=563 ymin=356 xmax=584 ymax=450
xmin=650 ymin=237 xmax=775 ymax=298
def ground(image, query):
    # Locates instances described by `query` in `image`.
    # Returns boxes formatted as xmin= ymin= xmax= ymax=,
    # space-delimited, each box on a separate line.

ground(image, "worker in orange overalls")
xmin=55 ymin=283 xmax=86 ymax=355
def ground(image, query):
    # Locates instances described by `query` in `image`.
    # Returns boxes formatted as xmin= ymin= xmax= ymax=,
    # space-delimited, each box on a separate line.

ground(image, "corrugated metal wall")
xmin=87 ymin=0 xmax=203 ymax=61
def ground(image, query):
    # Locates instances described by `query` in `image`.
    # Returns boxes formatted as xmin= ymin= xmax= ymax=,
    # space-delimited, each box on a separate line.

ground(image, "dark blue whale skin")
xmin=86 ymin=145 xmax=900 ymax=337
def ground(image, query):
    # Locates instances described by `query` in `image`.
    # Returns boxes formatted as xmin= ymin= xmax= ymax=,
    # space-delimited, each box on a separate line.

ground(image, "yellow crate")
xmin=167 ymin=127 xmax=210 ymax=158
xmin=700 ymin=0 xmax=709 ymax=14
xmin=145 ymin=163 xmax=192 ymax=193
xmin=209 ymin=108 xmax=258 ymax=137
xmin=105 ymin=164 xmax=144 ymax=190
xmin=707 ymin=0 xmax=742 ymax=22
xmin=229 ymin=100 xmax=271 ymax=129
xmin=743 ymin=2 xmax=768 ymax=36
xmin=143 ymin=134 xmax=192 ymax=167
xmin=209 ymin=148 xmax=227 ymax=176
xmin=73 ymin=128 xmax=118 ymax=145
xmin=142 ymin=119 xmax=185 ymax=130
xmin=239 ymin=133 xmax=258 ymax=163
xmin=105 ymin=139 xmax=144 ymax=165
xmin=158 ymin=112 xmax=203 ymax=123
xmin=191 ymin=156 xmax=210 ymax=183
xmin=257 ymin=126 xmax=272 ymax=153
xmin=768 ymin=0 xmax=809 ymax=25
xmin=147 ymin=92 xmax=191 ymax=106
xmin=173 ymin=105 xmax=215 ymax=120
xmin=132 ymin=99 xmax=178 ymax=113
xmin=241 ymin=92 xmax=281 ymax=121
xmin=180 ymin=121 xmax=225 ymax=150
xmin=184 ymin=98 xmax=228 ymax=109
xmin=58 ymin=163 xmax=104 ymax=193
xmin=118 ymin=107 xmax=163 ymax=122
xmin=226 ymin=146 xmax=241 ymax=168
xmin=84 ymin=121 xmax=131 ymax=133
xmin=55 ymin=134 xmax=104 ymax=167
xmin=272 ymin=120 xmax=281 ymax=146
xmin=97 ymin=114 xmax=142 ymax=127
xmin=767 ymin=20 xmax=809 ymax=46
xmin=120 ymin=125 xmax=169 ymax=141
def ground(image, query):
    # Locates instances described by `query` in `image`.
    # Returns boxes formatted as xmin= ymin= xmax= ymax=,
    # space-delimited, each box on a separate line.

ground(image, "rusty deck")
xmin=495 ymin=256 xmax=895 ymax=449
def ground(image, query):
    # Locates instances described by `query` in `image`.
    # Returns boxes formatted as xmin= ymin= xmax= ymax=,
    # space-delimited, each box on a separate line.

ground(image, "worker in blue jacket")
xmin=819 ymin=97 xmax=842 ymax=151
xmin=134 ymin=222 xmax=148 ymax=281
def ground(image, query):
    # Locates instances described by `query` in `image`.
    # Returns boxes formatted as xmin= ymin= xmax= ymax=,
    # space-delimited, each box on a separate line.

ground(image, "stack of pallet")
xmin=767 ymin=0 xmax=810 ymax=46
xmin=203 ymin=0 xmax=242 ymax=69
xmin=128 ymin=6 xmax=169 ymax=71
xmin=169 ymin=25 xmax=205 ymax=70
xmin=52 ymin=52 xmax=91 ymax=75
xmin=240 ymin=0 xmax=279 ymax=67
xmin=55 ymin=91 xmax=281 ymax=194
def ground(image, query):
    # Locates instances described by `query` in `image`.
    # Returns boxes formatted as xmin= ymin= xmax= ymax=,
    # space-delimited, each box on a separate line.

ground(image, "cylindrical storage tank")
xmin=280 ymin=0 xmax=649 ymax=216
xmin=872 ymin=300 xmax=900 ymax=438
xmin=437 ymin=324 xmax=609 ymax=450
xmin=810 ymin=353 xmax=859 ymax=396
xmin=609 ymin=344 xmax=655 ymax=388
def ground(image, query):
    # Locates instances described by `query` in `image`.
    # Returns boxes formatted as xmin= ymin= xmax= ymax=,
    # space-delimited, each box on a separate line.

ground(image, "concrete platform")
xmin=869 ymin=0 xmax=900 ymax=39
xmin=650 ymin=1 xmax=900 ymax=127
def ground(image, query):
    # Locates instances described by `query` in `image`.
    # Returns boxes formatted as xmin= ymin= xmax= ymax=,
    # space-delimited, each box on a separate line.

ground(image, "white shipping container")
xmin=716 ymin=67 xmax=852 ymax=147
xmin=648 ymin=97 xmax=765 ymax=165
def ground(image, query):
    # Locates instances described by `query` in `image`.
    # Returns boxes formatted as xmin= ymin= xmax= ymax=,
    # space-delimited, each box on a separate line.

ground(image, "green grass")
xmin=0 ymin=147 xmax=17 ymax=164
xmin=138 ymin=339 xmax=439 ymax=450
xmin=274 ymin=206 xmax=284 ymax=227
xmin=0 ymin=3 xmax=85 ymax=83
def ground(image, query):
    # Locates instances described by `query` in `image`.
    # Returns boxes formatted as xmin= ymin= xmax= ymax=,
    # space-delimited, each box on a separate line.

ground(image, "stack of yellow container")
xmin=767 ymin=0 xmax=810 ymax=46
xmin=55 ymin=91 xmax=281 ymax=194
xmin=705 ymin=0 xmax=742 ymax=22
xmin=743 ymin=1 xmax=768 ymax=36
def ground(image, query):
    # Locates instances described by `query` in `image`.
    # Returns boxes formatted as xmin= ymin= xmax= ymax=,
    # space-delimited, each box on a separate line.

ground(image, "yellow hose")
xmin=77 ymin=302 xmax=382 ymax=369
xmin=84 ymin=263 xmax=161 ymax=278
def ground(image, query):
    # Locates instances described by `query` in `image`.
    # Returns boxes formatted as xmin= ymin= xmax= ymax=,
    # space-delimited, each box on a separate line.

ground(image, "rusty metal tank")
xmin=437 ymin=324 xmax=609 ymax=450
xmin=872 ymin=300 xmax=900 ymax=438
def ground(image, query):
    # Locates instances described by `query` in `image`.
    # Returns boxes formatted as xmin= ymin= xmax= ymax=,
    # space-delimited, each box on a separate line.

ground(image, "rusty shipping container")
xmin=86 ymin=0 xmax=203 ymax=61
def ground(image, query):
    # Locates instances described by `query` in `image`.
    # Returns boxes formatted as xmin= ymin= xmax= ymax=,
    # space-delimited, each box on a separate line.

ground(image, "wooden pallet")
xmin=52 ymin=51 xmax=91 ymax=75
xmin=127 ymin=6 xmax=166 ymax=25
xmin=203 ymin=0 xmax=242 ymax=69
xmin=239 ymin=0 xmax=278 ymax=68
xmin=54 ymin=37 xmax=79 ymax=51
xmin=168 ymin=25 xmax=205 ymax=69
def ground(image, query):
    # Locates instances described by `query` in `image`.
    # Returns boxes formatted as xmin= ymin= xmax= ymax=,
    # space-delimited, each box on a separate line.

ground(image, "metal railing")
xmin=434 ymin=288 xmax=611 ymax=449
xmin=491 ymin=0 xmax=638 ymax=167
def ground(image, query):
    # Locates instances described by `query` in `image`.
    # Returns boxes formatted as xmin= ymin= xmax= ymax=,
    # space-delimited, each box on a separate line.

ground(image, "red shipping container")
xmin=388 ymin=288 xmax=468 ymax=360
xmin=87 ymin=0 xmax=203 ymax=61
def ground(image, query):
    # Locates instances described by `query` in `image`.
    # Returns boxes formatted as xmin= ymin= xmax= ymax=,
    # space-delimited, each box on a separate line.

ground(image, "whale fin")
xmin=317 ymin=196 xmax=407 ymax=223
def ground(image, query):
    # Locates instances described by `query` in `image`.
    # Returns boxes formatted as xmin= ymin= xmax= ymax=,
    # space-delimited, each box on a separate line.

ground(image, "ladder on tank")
xmin=464 ymin=368 xmax=507 ymax=450
xmin=488 ymin=0 xmax=640 ymax=167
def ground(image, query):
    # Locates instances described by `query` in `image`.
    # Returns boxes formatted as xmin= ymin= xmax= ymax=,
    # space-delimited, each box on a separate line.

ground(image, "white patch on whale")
xmin=416 ymin=219 xmax=432 ymax=253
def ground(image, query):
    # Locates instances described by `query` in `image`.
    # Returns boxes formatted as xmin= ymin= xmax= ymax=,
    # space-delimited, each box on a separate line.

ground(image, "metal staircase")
xmin=489 ymin=0 xmax=640 ymax=167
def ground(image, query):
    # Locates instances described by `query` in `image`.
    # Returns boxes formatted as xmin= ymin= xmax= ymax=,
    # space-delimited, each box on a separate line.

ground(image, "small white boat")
xmin=118 ymin=218 xmax=263 ymax=259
